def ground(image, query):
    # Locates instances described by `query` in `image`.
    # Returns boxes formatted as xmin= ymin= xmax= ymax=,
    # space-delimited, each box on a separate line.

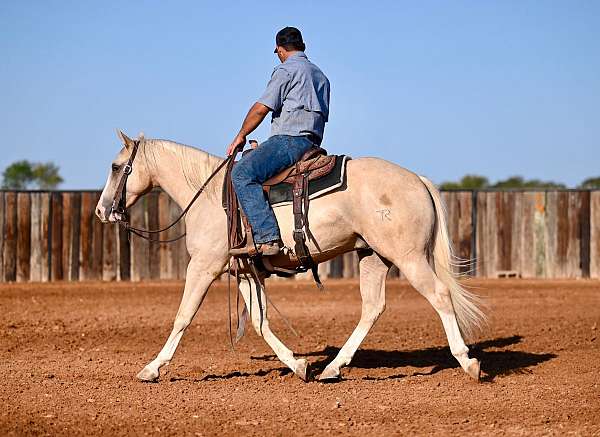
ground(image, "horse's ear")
xmin=138 ymin=132 xmax=145 ymax=142
xmin=116 ymin=129 xmax=135 ymax=150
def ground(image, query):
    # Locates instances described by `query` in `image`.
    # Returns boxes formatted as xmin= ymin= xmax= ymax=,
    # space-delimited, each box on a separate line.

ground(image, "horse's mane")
xmin=143 ymin=138 xmax=224 ymax=198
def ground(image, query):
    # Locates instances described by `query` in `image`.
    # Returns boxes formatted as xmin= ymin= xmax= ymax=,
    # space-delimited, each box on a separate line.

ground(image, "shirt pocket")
xmin=284 ymin=94 xmax=327 ymax=118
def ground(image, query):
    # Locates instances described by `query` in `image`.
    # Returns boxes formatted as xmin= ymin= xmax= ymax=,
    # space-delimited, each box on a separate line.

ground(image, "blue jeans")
xmin=231 ymin=135 xmax=315 ymax=243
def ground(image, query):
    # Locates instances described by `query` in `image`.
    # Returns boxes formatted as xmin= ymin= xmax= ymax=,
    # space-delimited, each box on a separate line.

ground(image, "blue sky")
xmin=1 ymin=1 xmax=598 ymax=188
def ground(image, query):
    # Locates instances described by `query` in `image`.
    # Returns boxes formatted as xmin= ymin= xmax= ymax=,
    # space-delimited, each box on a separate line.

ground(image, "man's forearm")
xmin=227 ymin=102 xmax=271 ymax=155
xmin=238 ymin=102 xmax=270 ymax=137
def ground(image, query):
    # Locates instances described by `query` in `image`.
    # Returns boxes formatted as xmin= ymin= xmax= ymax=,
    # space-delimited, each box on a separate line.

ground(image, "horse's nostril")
xmin=95 ymin=207 xmax=102 ymax=217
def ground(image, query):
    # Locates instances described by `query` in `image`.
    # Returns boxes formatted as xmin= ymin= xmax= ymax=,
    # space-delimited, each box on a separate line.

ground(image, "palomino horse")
xmin=96 ymin=131 xmax=486 ymax=382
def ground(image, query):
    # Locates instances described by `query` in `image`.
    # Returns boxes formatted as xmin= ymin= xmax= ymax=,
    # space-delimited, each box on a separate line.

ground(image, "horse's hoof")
xmin=466 ymin=358 xmax=480 ymax=381
xmin=318 ymin=366 xmax=340 ymax=382
xmin=294 ymin=359 xmax=309 ymax=382
xmin=136 ymin=366 xmax=159 ymax=383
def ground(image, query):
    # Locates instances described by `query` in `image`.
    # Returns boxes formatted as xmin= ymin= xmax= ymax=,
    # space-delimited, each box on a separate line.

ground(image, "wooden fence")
xmin=0 ymin=190 xmax=598 ymax=282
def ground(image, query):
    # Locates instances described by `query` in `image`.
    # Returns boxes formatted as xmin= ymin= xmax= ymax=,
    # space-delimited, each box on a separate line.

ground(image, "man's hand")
xmin=227 ymin=134 xmax=246 ymax=156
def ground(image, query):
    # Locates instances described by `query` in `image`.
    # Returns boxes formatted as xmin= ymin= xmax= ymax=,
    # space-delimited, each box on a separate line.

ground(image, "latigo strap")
xmin=291 ymin=162 xmax=323 ymax=289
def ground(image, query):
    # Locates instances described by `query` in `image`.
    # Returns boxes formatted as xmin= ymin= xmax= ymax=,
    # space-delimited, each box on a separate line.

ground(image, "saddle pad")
xmin=269 ymin=155 xmax=351 ymax=208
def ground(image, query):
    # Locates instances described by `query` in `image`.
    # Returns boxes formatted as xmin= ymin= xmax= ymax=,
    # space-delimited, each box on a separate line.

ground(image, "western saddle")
xmin=224 ymin=146 xmax=337 ymax=287
xmin=262 ymin=147 xmax=336 ymax=189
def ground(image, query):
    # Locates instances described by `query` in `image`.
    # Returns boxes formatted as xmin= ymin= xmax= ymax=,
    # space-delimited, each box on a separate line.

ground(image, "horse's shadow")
xmin=252 ymin=335 xmax=556 ymax=382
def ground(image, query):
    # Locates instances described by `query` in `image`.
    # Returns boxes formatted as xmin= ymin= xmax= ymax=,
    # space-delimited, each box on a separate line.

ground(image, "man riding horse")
xmin=226 ymin=27 xmax=330 ymax=257
xmin=96 ymin=26 xmax=484 ymax=383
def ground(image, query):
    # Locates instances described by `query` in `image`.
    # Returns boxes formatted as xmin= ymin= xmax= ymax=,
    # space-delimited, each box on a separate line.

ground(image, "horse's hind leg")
xmin=238 ymin=275 xmax=309 ymax=381
xmin=397 ymin=255 xmax=480 ymax=380
xmin=319 ymin=250 xmax=390 ymax=381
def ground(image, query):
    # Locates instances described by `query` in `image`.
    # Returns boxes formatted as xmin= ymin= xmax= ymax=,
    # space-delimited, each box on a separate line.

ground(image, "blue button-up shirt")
xmin=258 ymin=52 xmax=330 ymax=141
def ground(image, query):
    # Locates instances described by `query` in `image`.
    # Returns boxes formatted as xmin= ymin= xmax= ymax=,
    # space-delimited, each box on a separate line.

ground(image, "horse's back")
xmin=345 ymin=157 xmax=433 ymax=205
xmin=270 ymin=156 xmax=435 ymax=255
xmin=347 ymin=156 xmax=426 ymax=187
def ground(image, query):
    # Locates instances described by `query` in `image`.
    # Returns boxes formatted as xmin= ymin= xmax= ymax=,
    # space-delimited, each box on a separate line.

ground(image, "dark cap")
xmin=274 ymin=27 xmax=304 ymax=52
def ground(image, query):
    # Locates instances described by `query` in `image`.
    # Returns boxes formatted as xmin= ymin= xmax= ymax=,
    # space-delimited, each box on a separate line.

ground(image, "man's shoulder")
xmin=271 ymin=63 xmax=292 ymax=77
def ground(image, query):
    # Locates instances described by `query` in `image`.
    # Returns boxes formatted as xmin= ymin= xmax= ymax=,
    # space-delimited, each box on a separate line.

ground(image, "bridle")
xmin=110 ymin=139 xmax=235 ymax=243
xmin=111 ymin=140 xmax=140 ymax=219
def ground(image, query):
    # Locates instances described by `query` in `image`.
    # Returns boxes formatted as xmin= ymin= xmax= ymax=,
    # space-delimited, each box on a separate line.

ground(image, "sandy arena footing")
xmin=1 ymin=279 xmax=599 ymax=435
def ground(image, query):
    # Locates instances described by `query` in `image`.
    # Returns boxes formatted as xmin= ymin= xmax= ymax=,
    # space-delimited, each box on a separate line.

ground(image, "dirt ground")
xmin=1 ymin=278 xmax=599 ymax=436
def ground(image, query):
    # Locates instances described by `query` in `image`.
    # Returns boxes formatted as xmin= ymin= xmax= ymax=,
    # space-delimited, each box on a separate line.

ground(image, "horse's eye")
xmin=112 ymin=164 xmax=120 ymax=172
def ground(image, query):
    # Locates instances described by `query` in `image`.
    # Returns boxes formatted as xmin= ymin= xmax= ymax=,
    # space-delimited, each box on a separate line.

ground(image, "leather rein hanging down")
xmin=111 ymin=139 xmax=236 ymax=243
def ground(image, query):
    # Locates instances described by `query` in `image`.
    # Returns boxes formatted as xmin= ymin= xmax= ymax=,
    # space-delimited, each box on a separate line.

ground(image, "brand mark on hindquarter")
xmin=376 ymin=209 xmax=392 ymax=222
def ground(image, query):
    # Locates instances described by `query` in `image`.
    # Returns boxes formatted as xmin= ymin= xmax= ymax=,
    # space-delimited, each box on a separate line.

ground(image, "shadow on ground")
xmin=166 ymin=366 xmax=293 ymax=383
xmin=252 ymin=335 xmax=557 ymax=382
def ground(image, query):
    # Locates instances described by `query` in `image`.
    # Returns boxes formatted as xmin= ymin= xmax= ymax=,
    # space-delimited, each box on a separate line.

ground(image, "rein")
xmin=112 ymin=139 xmax=236 ymax=243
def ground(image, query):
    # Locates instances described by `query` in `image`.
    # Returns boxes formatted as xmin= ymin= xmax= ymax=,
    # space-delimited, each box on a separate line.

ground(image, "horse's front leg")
xmin=238 ymin=275 xmax=308 ymax=381
xmin=136 ymin=255 xmax=225 ymax=382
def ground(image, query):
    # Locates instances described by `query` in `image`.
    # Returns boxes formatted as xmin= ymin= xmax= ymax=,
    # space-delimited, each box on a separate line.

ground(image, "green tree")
xmin=579 ymin=177 xmax=600 ymax=189
xmin=491 ymin=176 xmax=566 ymax=189
xmin=440 ymin=174 xmax=489 ymax=190
xmin=32 ymin=162 xmax=63 ymax=189
xmin=2 ymin=160 xmax=64 ymax=189
xmin=440 ymin=174 xmax=570 ymax=190
xmin=1 ymin=160 xmax=34 ymax=189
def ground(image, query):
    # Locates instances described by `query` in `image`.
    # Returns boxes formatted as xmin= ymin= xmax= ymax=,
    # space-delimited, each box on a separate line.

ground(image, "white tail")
xmin=419 ymin=176 xmax=487 ymax=339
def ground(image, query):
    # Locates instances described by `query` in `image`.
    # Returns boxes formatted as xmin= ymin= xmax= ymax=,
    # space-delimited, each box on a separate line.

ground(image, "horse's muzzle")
xmin=95 ymin=204 xmax=118 ymax=223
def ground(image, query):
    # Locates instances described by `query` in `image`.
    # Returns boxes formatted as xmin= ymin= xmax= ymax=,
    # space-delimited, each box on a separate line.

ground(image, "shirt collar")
xmin=285 ymin=51 xmax=307 ymax=62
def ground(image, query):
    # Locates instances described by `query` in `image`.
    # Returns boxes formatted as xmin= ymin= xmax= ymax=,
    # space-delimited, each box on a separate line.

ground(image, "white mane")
xmin=143 ymin=138 xmax=224 ymax=198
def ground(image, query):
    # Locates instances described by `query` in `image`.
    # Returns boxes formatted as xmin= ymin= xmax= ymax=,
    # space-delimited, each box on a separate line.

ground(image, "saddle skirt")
xmin=267 ymin=154 xmax=350 ymax=208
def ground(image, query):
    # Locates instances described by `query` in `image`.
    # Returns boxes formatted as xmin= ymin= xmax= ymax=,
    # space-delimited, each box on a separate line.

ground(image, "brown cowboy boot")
xmin=229 ymin=241 xmax=282 ymax=257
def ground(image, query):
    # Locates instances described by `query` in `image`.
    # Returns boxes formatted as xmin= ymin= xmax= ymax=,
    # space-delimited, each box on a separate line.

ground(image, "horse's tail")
xmin=418 ymin=176 xmax=487 ymax=339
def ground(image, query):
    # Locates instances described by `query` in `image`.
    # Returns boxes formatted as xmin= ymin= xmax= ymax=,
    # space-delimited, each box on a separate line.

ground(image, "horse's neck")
xmin=147 ymin=140 xmax=225 ymax=211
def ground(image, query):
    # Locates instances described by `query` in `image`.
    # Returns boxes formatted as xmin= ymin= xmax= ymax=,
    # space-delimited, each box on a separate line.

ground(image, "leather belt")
xmin=304 ymin=133 xmax=322 ymax=146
